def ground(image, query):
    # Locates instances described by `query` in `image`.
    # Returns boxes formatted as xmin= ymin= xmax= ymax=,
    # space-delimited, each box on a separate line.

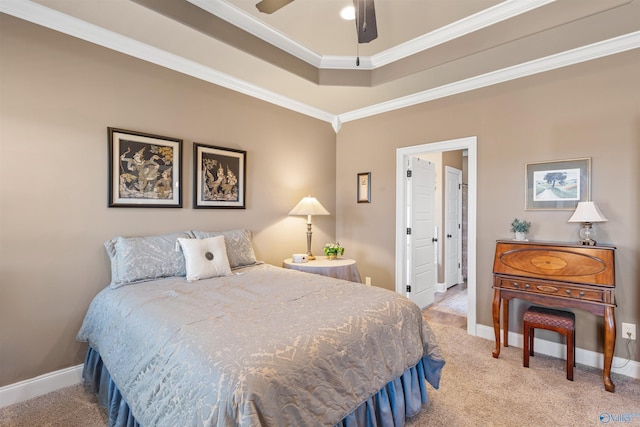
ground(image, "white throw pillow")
xmin=177 ymin=236 xmax=231 ymax=282
xmin=190 ymin=229 xmax=258 ymax=269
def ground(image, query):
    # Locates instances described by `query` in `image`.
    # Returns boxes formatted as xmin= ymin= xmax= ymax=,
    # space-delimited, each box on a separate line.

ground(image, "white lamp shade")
xmin=568 ymin=201 xmax=608 ymax=223
xmin=289 ymin=196 xmax=330 ymax=216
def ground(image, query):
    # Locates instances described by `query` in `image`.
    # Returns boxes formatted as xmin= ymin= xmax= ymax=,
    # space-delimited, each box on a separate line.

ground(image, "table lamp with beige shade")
xmin=289 ymin=196 xmax=330 ymax=260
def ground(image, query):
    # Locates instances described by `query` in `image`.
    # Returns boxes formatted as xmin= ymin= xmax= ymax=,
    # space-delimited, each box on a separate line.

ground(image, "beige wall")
xmin=0 ymin=16 xmax=336 ymax=386
xmin=336 ymin=50 xmax=639 ymax=359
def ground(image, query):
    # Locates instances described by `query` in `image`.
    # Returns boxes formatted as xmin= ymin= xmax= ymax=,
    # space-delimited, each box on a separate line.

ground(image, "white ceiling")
xmin=3 ymin=0 xmax=640 ymax=131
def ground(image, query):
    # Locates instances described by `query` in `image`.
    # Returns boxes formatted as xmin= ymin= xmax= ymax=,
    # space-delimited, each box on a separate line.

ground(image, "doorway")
xmin=395 ymin=137 xmax=477 ymax=337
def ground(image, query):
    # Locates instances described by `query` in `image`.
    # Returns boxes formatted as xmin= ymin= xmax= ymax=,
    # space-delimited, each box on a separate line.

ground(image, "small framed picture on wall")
xmin=357 ymin=172 xmax=371 ymax=203
xmin=193 ymin=143 xmax=246 ymax=209
xmin=525 ymin=157 xmax=590 ymax=210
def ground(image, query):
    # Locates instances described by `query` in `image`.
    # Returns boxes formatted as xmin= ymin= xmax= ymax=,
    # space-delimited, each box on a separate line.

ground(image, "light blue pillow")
xmin=105 ymin=232 xmax=190 ymax=288
xmin=190 ymin=229 xmax=258 ymax=269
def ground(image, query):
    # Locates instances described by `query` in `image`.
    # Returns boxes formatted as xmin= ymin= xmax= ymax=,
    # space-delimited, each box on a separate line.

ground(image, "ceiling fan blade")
xmin=354 ymin=0 xmax=378 ymax=43
xmin=256 ymin=0 xmax=295 ymax=14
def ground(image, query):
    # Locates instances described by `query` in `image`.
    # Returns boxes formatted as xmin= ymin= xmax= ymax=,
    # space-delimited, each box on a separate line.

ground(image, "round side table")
xmin=282 ymin=257 xmax=362 ymax=283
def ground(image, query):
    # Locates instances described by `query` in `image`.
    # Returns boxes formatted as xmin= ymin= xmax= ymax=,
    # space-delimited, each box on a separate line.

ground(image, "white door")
xmin=444 ymin=166 xmax=462 ymax=288
xmin=406 ymin=156 xmax=436 ymax=308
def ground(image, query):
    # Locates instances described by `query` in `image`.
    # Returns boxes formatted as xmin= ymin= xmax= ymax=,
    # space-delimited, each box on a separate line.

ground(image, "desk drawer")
xmin=498 ymin=278 xmax=605 ymax=303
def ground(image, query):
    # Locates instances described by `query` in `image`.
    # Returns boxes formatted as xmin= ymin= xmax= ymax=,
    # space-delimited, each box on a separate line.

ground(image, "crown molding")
xmin=189 ymin=0 xmax=556 ymax=71
xmin=320 ymin=55 xmax=374 ymax=70
xmin=2 ymin=1 xmax=638 ymax=133
xmin=337 ymin=31 xmax=640 ymax=126
xmin=370 ymin=0 xmax=555 ymax=68
xmin=186 ymin=0 xmax=324 ymax=67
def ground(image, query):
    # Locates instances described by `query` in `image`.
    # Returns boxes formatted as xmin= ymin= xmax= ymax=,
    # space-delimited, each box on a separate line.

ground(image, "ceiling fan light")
xmin=340 ymin=6 xmax=355 ymax=20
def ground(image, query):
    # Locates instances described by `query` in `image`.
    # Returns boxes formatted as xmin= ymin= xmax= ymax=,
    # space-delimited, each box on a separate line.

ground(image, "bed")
xmin=77 ymin=230 xmax=445 ymax=426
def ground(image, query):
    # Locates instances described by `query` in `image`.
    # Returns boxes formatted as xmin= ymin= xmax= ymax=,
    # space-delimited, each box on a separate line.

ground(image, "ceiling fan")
xmin=255 ymin=0 xmax=378 ymax=43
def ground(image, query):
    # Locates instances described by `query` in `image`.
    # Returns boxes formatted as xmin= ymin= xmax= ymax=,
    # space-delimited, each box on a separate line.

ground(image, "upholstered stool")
xmin=523 ymin=305 xmax=575 ymax=380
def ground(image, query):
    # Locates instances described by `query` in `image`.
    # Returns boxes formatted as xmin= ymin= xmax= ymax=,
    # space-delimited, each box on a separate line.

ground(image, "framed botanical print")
xmin=525 ymin=158 xmax=591 ymax=210
xmin=108 ymin=127 xmax=182 ymax=207
xmin=194 ymin=143 xmax=246 ymax=209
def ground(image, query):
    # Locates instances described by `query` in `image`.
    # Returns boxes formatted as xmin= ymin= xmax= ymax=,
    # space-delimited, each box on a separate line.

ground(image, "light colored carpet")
xmin=408 ymin=322 xmax=640 ymax=426
xmin=1 ymin=322 xmax=638 ymax=426
xmin=0 ymin=383 xmax=107 ymax=427
xmin=430 ymin=291 xmax=467 ymax=315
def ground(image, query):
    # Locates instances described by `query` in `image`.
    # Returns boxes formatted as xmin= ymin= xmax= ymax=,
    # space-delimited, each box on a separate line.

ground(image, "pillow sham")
xmin=105 ymin=231 xmax=189 ymax=289
xmin=177 ymin=236 xmax=231 ymax=281
xmin=190 ymin=229 xmax=258 ymax=269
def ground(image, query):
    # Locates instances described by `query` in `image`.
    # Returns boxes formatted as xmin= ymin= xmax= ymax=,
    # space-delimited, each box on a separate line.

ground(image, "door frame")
xmin=395 ymin=136 xmax=477 ymax=336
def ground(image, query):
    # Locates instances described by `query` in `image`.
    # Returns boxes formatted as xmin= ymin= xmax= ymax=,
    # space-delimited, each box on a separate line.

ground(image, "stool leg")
xmin=523 ymin=321 xmax=530 ymax=368
xmin=566 ymin=330 xmax=574 ymax=381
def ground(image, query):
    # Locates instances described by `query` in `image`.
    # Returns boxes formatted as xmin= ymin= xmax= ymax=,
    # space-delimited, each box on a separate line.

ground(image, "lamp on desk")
xmin=568 ymin=201 xmax=608 ymax=246
xmin=289 ymin=196 xmax=330 ymax=260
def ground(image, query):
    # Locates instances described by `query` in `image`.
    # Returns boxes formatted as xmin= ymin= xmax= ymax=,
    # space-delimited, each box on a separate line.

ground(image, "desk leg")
xmin=503 ymin=298 xmax=509 ymax=348
xmin=492 ymin=289 xmax=501 ymax=358
xmin=603 ymin=306 xmax=616 ymax=392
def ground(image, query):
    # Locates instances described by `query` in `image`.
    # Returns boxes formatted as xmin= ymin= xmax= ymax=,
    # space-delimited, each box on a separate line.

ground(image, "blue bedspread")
xmin=77 ymin=264 xmax=444 ymax=426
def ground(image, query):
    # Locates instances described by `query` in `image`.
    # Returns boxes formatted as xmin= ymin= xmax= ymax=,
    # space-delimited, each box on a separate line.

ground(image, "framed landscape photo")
xmin=525 ymin=158 xmax=591 ymax=210
xmin=357 ymin=172 xmax=371 ymax=203
xmin=108 ymin=127 xmax=182 ymax=207
xmin=194 ymin=143 xmax=246 ymax=209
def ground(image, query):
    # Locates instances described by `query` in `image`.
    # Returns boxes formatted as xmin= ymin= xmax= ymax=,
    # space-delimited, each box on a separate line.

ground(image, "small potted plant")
xmin=511 ymin=218 xmax=531 ymax=241
xmin=323 ymin=242 xmax=344 ymax=260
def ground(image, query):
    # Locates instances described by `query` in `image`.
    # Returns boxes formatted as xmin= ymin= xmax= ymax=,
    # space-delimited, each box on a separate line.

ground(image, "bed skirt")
xmin=83 ymin=346 xmax=441 ymax=427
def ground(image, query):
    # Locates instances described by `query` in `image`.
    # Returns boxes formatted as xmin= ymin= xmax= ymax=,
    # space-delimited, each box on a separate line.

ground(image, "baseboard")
xmin=435 ymin=282 xmax=447 ymax=293
xmin=0 ymin=364 xmax=83 ymax=408
xmin=476 ymin=324 xmax=640 ymax=380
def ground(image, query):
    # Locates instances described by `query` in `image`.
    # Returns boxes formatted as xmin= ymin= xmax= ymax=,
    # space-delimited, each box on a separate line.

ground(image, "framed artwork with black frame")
xmin=525 ymin=158 xmax=591 ymax=210
xmin=108 ymin=127 xmax=182 ymax=208
xmin=193 ymin=143 xmax=246 ymax=209
xmin=357 ymin=172 xmax=371 ymax=203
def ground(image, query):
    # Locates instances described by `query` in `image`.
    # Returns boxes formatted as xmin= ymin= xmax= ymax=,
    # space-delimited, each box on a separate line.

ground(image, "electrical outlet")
xmin=621 ymin=323 xmax=636 ymax=340
xmin=365 ymin=277 xmax=372 ymax=286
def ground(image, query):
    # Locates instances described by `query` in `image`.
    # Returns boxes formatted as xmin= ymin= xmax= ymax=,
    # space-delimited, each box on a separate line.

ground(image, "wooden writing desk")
xmin=491 ymin=240 xmax=616 ymax=392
